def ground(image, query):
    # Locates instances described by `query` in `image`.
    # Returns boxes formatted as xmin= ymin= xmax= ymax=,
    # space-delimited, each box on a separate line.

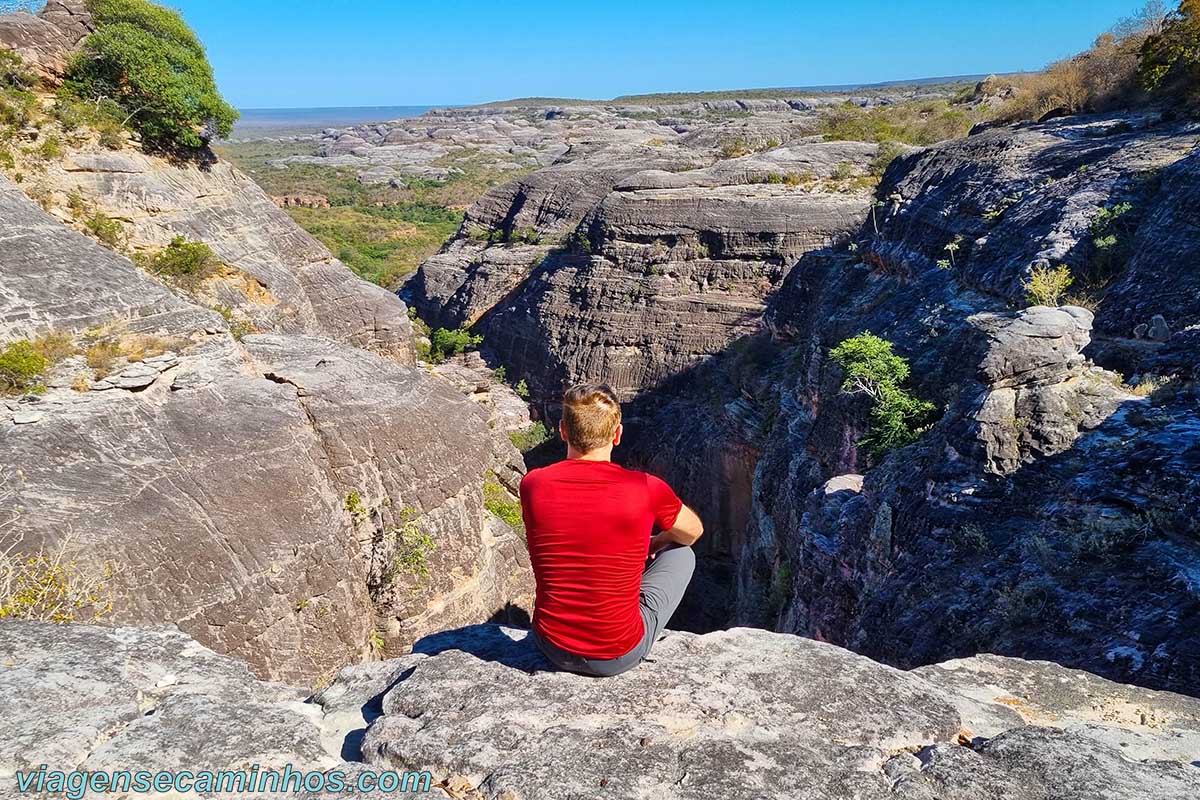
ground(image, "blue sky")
xmin=168 ymin=0 xmax=1155 ymax=108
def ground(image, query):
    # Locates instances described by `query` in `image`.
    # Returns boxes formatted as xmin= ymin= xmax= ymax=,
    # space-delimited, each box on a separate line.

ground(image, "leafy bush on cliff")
xmin=509 ymin=421 xmax=551 ymax=453
xmin=63 ymin=0 xmax=238 ymax=152
xmin=0 ymin=47 xmax=34 ymax=91
xmin=1024 ymin=264 xmax=1074 ymax=306
xmin=484 ymin=478 xmax=524 ymax=533
xmin=139 ymin=235 xmax=219 ymax=289
xmin=1139 ymin=0 xmax=1200 ymax=108
xmin=830 ymin=333 xmax=936 ymax=461
xmin=0 ymin=339 xmax=49 ymax=394
xmin=428 ymin=327 xmax=482 ymax=363
xmin=0 ymin=48 xmax=36 ymax=131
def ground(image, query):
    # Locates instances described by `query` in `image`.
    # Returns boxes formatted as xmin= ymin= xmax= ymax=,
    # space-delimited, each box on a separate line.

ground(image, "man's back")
xmin=520 ymin=459 xmax=682 ymax=659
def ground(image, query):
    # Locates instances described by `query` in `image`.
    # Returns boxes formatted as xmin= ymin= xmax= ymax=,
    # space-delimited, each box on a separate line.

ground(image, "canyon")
xmin=1 ymin=1 xmax=1198 ymax=797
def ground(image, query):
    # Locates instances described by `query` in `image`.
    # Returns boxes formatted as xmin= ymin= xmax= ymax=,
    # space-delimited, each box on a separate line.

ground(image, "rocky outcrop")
xmin=659 ymin=115 xmax=1200 ymax=695
xmin=2 ymin=621 xmax=1197 ymax=799
xmin=0 ymin=161 xmax=531 ymax=683
xmin=409 ymin=141 xmax=876 ymax=399
xmin=29 ymin=149 xmax=416 ymax=362
xmin=0 ymin=0 xmax=92 ymax=80
xmin=441 ymin=111 xmax=1199 ymax=695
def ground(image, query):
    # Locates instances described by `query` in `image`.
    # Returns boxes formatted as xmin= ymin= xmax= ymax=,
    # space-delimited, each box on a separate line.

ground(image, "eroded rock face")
xmin=32 ymin=149 xmax=415 ymax=363
xmin=409 ymin=141 xmax=875 ymax=399
xmin=5 ymin=621 xmax=1197 ymax=800
xmin=0 ymin=1 xmax=92 ymax=80
xmin=613 ymin=116 xmax=1200 ymax=695
xmin=0 ymin=166 xmax=530 ymax=683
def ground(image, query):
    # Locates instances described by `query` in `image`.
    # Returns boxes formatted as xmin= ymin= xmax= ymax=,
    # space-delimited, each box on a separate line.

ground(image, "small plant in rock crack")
xmin=0 ymin=339 xmax=49 ymax=395
xmin=869 ymin=199 xmax=885 ymax=235
xmin=830 ymin=332 xmax=937 ymax=462
xmin=388 ymin=506 xmax=436 ymax=582
xmin=1023 ymin=264 xmax=1074 ymax=307
xmin=942 ymin=234 xmax=963 ymax=268
xmin=344 ymin=490 xmax=370 ymax=526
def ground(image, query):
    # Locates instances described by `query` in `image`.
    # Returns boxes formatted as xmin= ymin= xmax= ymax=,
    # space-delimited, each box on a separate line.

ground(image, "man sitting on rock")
xmin=520 ymin=383 xmax=704 ymax=676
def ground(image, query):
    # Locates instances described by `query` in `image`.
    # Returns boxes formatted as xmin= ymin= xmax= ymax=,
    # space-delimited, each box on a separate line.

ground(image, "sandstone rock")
xmin=4 ymin=622 xmax=1197 ymax=799
xmin=409 ymin=141 xmax=872 ymax=399
xmin=350 ymin=626 xmax=1200 ymax=799
xmin=36 ymin=147 xmax=414 ymax=362
xmin=0 ymin=156 xmax=530 ymax=683
xmin=0 ymin=0 xmax=91 ymax=80
xmin=614 ymin=117 xmax=1198 ymax=695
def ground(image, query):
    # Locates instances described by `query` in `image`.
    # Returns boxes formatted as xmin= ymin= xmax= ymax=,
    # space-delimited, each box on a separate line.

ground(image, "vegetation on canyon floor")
xmin=214 ymin=140 xmax=533 ymax=289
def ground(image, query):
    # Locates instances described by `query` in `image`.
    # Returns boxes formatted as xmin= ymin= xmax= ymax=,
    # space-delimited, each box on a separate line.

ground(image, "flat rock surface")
xmin=7 ymin=622 xmax=1197 ymax=800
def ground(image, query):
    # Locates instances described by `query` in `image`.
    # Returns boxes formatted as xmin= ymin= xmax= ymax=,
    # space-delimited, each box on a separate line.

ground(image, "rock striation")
xmin=0 ymin=145 xmax=531 ymax=685
xmin=421 ymin=111 xmax=1200 ymax=695
xmin=2 ymin=621 xmax=1198 ymax=800
xmin=408 ymin=140 xmax=878 ymax=399
xmin=0 ymin=0 xmax=91 ymax=80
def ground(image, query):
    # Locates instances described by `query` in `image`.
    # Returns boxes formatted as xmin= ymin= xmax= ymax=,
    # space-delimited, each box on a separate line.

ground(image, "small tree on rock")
xmin=830 ymin=332 xmax=937 ymax=462
xmin=64 ymin=0 xmax=237 ymax=153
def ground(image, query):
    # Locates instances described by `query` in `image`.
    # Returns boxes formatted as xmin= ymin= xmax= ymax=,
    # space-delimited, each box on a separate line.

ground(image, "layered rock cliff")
xmin=0 ymin=3 xmax=533 ymax=683
xmin=408 ymin=139 xmax=879 ymax=399
xmin=413 ymin=111 xmax=1200 ymax=695
xmin=2 ymin=621 xmax=1197 ymax=799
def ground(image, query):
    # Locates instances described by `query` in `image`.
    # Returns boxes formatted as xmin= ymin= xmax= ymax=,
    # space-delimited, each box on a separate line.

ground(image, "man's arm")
xmin=650 ymin=504 xmax=704 ymax=556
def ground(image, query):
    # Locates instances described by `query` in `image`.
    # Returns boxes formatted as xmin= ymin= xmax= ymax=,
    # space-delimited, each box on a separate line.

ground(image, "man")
xmin=519 ymin=383 xmax=704 ymax=677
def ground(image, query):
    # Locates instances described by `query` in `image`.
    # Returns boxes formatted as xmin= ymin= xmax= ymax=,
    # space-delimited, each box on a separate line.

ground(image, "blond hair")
xmin=561 ymin=383 xmax=621 ymax=453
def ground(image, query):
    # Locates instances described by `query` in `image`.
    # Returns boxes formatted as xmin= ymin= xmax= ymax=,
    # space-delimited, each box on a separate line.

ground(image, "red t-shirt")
xmin=520 ymin=459 xmax=683 ymax=659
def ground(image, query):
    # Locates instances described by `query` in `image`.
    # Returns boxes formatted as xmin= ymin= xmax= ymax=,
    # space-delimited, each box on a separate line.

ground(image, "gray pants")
xmin=535 ymin=545 xmax=695 ymax=677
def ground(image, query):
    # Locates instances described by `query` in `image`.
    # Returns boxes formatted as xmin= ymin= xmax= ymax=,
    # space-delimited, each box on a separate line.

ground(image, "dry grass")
xmin=987 ymin=3 xmax=1167 ymax=123
xmin=0 ymin=534 xmax=115 ymax=623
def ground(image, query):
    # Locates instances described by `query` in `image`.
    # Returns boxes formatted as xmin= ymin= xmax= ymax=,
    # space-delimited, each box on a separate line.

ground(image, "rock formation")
xmin=0 ymin=172 xmax=532 ymax=682
xmin=412 ymin=110 xmax=1200 ymax=695
xmin=0 ymin=5 xmax=533 ymax=683
xmin=409 ymin=140 xmax=878 ymax=399
xmin=0 ymin=0 xmax=91 ymax=80
xmin=2 ymin=621 xmax=1197 ymax=799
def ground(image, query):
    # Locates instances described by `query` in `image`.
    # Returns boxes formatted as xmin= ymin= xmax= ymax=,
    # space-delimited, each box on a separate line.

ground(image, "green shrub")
xmin=389 ymin=507 xmax=436 ymax=581
xmin=819 ymin=100 xmax=975 ymax=145
xmin=484 ymin=478 xmax=524 ymax=532
xmin=84 ymin=211 xmax=124 ymax=248
xmin=0 ymin=340 xmax=49 ymax=394
xmin=343 ymin=490 xmax=369 ymax=526
xmin=0 ymin=48 xmax=34 ymax=90
xmin=36 ymin=134 xmax=61 ymax=161
xmin=830 ymin=332 xmax=936 ymax=461
xmin=515 ymin=378 xmax=530 ymax=399
xmin=1024 ymin=264 xmax=1074 ymax=306
xmin=52 ymin=93 xmax=127 ymax=147
xmin=1138 ymin=0 xmax=1200 ymax=108
xmin=428 ymin=327 xmax=482 ymax=363
xmin=63 ymin=0 xmax=238 ymax=152
xmin=0 ymin=85 xmax=35 ymax=128
xmin=142 ymin=236 xmax=219 ymax=289
xmin=509 ymin=421 xmax=551 ymax=452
